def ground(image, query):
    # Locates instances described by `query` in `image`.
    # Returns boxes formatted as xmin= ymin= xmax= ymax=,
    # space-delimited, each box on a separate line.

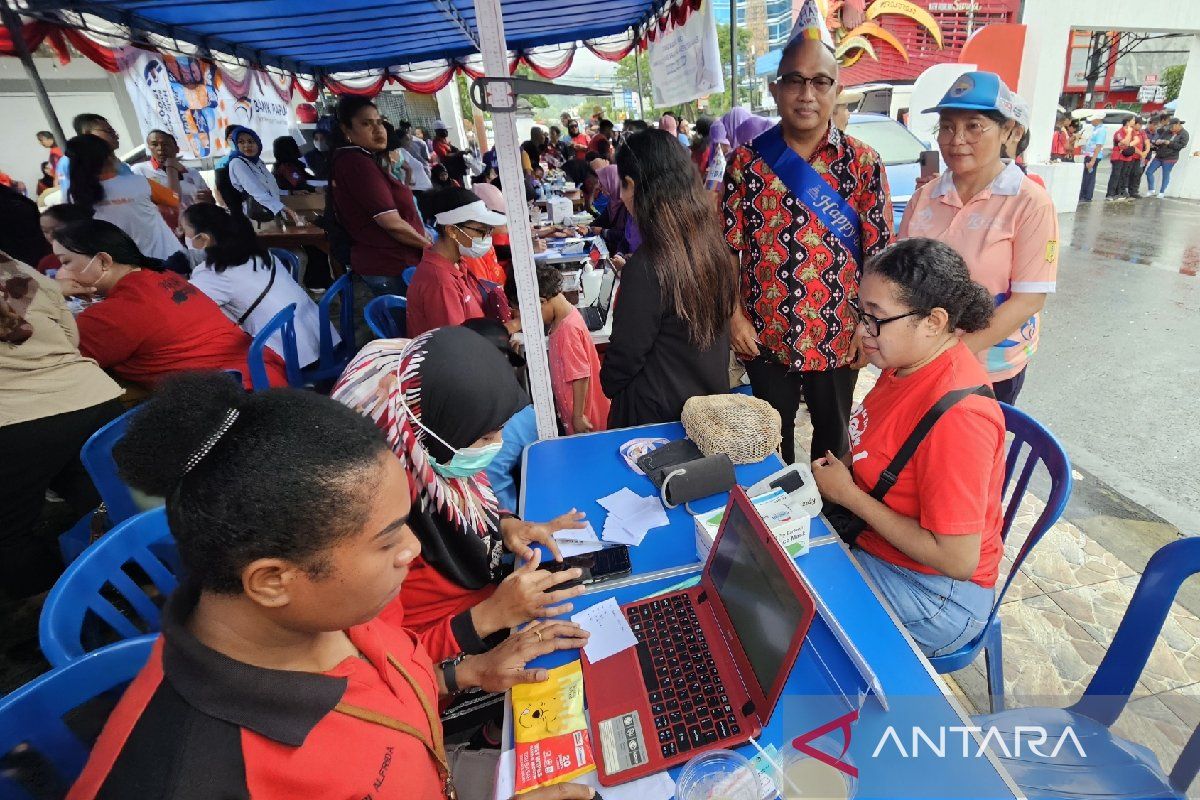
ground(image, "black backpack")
xmin=315 ymin=151 xmax=353 ymax=267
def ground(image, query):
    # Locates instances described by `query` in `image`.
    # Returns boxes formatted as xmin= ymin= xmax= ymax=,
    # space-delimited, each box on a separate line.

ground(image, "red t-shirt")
xmin=850 ymin=341 xmax=1005 ymax=588
xmin=405 ymin=249 xmax=486 ymax=337
xmin=331 ymin=147 xmax=425 ymax=276
xmin=548 ymin=308 xmax=610 ymax=434
xmin=1111 ymin=128 xmax=1141 ymax=162
xmin=76 ymin=269 xmax=286 ymax=389
xmin=69 ymin=618 xmax=445 ymax=800
xmin=380 ymin=556 xmax=496 ymax=661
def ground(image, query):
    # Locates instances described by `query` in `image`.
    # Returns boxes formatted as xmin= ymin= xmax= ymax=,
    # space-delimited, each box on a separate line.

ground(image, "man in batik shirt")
xmin=723 ymin=36 xmax=892 ymax=464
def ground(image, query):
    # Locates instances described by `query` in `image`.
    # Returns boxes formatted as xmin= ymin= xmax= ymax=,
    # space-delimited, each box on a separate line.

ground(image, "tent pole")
xmin=729 ymin=0 xmax=739 ymax=108
xmin=635 ymin=43 xmax=646 ymax=118
xmin=473 ymin=0 xmax=559 ymax=441
xmin=1 ymin=1 xmax=67 ymax=145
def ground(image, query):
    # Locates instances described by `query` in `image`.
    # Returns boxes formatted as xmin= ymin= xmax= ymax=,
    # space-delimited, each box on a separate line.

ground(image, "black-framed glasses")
xmin=849 ymin=299 xmax=922 ymax=337
xmin=775 ymin=72 xmax=836 ymax=94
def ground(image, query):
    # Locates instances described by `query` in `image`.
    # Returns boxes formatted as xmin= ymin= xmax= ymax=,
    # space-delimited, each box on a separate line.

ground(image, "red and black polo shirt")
xmin=68 ymin=586 xmax=448 ymax=799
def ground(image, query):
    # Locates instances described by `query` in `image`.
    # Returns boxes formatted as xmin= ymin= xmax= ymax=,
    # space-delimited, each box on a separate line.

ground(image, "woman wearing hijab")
xmin=721 ymin=107 xmax=752 ymax=150
xmin=331 ymin=328 xmax=588 ymax=658
xmin=659 ymin=113 xmax=681 ymax=144
xmin=592 ymin=164 xmax=633 ymax=256
xmin=734 ymin=115 xmax=774 ymax=149
xmin=227 ymin=126 xmax=301 ymax=225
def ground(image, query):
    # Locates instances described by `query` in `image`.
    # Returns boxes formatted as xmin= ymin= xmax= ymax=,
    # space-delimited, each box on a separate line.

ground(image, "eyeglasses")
xmin=775 ymin=73 xmax=836 ymax=94
xmin=849 ymin=299 xmax=922 ymax=337
xmin=936 ymin=121 xmax=996 ymax=144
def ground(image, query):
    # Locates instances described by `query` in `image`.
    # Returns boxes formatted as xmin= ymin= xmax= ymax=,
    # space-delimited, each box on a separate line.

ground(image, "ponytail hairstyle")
xmin=182 ymin=202 xmax=271 ymax=273
xmin=54 ymin=219 xmax=164 ymax=270
xmin=113 ymin=373 xmax=392 ymax=594
xmin=864 ymin=238 xmax=993 ymax=334
xmin=64 ymin=133 xmax=113 ymax=212
xmin=615 ymin=129 xmax=735 ymax=349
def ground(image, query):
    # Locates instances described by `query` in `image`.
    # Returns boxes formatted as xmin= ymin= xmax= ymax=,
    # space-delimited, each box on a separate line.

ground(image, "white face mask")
xmin=456 ymin=227 xmax=492 ymax=258
xmin=184 ymin=235 xmax=206 ymax=255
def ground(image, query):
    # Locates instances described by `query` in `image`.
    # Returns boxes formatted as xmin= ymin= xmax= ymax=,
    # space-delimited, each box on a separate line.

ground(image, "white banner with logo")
xmin=118 ymin=48 xmax=293 ymax=160
xmin=647 ymin=0 xmax=724 ymax=108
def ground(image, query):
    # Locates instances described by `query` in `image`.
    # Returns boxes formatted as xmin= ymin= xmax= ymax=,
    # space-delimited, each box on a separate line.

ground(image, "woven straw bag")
xmin=680 ymin=394 xmax=782 ymax=464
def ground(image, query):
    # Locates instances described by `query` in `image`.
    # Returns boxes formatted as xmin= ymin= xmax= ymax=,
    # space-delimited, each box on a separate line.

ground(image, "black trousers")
xmin=1106 ymin=160 xmax=1134 ymax=197
xmin=1126 ymin=160 xmax=1146 ymax=197
xmin=0 ymin=399 xmax=123 ymax=599
xmin=745 ymin=357 xmax=858 ymax=464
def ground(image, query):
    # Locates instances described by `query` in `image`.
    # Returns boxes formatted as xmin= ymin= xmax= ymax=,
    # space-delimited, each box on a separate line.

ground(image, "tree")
xmin=1163 ymin=64 xmax=1186 ymax=103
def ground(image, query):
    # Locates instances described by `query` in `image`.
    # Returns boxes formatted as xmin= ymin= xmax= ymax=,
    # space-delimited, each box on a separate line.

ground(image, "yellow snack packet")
xmin=512 ymin=661 xmax=596 ymax=792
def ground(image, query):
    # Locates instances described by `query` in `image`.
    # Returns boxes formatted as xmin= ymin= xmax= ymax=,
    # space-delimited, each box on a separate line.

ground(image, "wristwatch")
xmin=440 ymin=652 xmax=469 ymax=696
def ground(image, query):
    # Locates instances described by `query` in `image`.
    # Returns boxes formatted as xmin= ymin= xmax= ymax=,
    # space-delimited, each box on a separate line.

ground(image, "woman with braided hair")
xmin=811 ymin=238 xmax=1005 ymax=657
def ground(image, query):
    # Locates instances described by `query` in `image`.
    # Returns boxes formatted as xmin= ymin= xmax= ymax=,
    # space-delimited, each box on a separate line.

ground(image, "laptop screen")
xmin=708 ymin=499 xmax=809 ymax=697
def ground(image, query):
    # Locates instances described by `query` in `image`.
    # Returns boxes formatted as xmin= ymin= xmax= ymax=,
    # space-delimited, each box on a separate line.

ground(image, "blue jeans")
xmin=856 ymin=550 xmax=995 ymax=658
xmin=1146 ymin=159 xmax=1176 ymax=193
xmin=1079 ymin=159 xmax=1099 ymax=201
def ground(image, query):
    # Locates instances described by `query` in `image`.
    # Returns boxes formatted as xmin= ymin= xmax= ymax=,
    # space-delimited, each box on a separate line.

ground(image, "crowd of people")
xmin=1075 ymin=111 xmax=1189 ymax=202
xmin=0 ymin=22 xmax=1080 ymax=795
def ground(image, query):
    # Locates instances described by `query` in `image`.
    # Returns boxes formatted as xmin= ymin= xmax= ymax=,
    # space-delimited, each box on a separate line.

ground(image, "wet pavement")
xmin=1019 ymin=191 xmax=1200 ymax=574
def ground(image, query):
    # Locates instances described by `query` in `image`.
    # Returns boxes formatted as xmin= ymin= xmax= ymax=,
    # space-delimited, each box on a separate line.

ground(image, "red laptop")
xmin=581 ymin=486 xmax=817 ymax=785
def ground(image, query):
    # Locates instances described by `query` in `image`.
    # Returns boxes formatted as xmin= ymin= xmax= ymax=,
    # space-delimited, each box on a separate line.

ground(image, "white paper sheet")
xmin=597 ymin=489 xmax=670 ymax=547
xmin=571 ymin=597 xmax=638 ymax=663
xmin=597 ymin=487 xmax=646 ymax=518
xmin=554 ymin=522 xmax=603 ymax=557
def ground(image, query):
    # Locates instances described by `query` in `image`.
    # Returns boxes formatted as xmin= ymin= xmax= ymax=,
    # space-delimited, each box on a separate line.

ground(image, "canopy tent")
xmin=12 ymin=0 xmax=700 ymax=82
xmin=8 ymin=0 xmax=699 ymax=440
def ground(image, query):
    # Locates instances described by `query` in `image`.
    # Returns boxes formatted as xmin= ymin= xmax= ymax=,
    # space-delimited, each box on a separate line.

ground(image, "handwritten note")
xmin=571 ymin=598 xmax=637 ymax=663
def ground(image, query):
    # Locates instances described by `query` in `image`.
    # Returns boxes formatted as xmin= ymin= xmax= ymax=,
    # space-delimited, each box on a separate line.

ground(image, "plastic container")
xmin=676 ymin=749 xmax=759 ymax=800
xmin=772 ymin=735 xmax=858 ymax=800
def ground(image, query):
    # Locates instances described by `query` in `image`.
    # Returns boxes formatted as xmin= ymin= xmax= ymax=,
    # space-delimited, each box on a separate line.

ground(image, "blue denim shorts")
xmin=855 ymin=549 xmax=995 ymax=658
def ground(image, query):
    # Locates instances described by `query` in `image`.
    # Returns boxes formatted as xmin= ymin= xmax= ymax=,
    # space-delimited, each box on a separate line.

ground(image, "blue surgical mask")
xmin=398 ymin=390 xmax=503 ymax=479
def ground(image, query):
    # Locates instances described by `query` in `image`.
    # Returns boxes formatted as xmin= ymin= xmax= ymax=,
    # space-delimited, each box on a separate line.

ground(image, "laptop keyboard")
xmin=626 ymin=594 xmax=742 ymax=759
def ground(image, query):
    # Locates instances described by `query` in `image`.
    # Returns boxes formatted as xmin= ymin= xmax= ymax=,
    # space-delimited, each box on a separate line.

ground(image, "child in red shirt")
xmin=812 ymin=238 xmax=1004 ymax=658
xmin=537 ymin=266 xmax=610 ymax=434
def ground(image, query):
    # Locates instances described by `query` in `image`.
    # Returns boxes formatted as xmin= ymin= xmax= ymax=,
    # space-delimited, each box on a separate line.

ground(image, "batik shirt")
xmin=723 ymin=123 xmax=893 ymax=371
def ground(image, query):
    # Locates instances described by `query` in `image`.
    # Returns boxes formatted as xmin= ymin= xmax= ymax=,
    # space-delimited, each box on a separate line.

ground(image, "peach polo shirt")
xmin=899 ymin=162 xmax=1059 ymax=383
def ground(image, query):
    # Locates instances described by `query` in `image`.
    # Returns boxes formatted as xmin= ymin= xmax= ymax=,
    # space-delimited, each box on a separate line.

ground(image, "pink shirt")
xmin=899 ymin=163 xmax=1058 ymax=382
xmin=405 ymin=249 xmax=485 ymax=338
xmin=548 ymin=308 xmax=610 ymax=435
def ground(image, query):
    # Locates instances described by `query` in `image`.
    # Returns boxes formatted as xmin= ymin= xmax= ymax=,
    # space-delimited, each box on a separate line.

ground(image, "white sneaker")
xmin=1159 ymin=191 xmax=1167 ymax=198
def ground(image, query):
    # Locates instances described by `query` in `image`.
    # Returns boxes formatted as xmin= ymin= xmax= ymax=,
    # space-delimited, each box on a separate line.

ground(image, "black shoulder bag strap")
xmin=236 ymin=257 xmax=277 ymax=326
xmin=869 ymin=384 xmax=996 ymax=502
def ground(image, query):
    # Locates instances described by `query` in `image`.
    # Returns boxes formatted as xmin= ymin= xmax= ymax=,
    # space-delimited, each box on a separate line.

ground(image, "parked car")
xmin=845 ymin=112 xmax=931 ymax=227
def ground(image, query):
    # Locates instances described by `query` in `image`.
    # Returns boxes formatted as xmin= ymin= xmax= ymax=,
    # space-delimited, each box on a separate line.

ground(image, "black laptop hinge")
xmin=741 ymin=700 xmax=756 ymax=717
xmin=697 ymin=590 xmax=708 ymax=603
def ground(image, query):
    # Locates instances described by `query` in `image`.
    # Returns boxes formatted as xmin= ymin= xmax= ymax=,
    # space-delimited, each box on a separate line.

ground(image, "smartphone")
xmin=919 ymin=150 xmax=940 ymax=180
xmin=543 ymin=545 xmax=633 ymax=589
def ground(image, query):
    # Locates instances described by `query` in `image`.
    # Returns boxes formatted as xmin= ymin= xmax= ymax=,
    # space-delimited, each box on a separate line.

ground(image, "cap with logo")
xmin=925 ymin=71 xmax=1030 ymax=128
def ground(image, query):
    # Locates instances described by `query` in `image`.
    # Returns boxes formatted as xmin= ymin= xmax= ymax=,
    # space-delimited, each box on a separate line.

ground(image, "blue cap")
xmin=924 ymin=71 xmax=1029 ymax=126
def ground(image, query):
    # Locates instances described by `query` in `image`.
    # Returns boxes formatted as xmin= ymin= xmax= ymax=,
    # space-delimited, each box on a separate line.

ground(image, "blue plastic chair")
xmin=78 ymin=408 xmax=145 ymax=527
xmin=40 ymin=507 xmax=179 ymax=668
xmin=301 ymin=273 xmax=355 ymax=385
xmin=268 ymin=248 xmax=302 ymax=282
xmin=974 ymin=536 xmax=1200 ymax=799
xmin=402 ymin=265 xmax=417 ymax=287
xmin=364 ymin=294 xmax=407 ymax=339
xmin=929 ymin=402 xmax=1073 ymax=712
xmin=247 ymin=303 xmax=303 ymax=390
xmin=0 ymin=636 xmax=155 ymax=798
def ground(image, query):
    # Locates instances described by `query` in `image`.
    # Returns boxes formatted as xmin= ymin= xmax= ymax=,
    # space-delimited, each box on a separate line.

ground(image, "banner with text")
xmin=118 ymin=48 xmax=293 ymax=160
xmin=647 ymin=0 xmax=724 ymax=108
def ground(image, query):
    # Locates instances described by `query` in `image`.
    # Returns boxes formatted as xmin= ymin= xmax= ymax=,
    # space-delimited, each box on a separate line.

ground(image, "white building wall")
xmin=1019 ymin=0 xmax=1199 ymax=198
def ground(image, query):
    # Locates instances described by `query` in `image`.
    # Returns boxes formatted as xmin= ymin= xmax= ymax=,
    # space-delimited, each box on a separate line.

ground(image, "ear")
xmin=925 ymin=306 xmax=951 ymax=336
xmin=95 ymin=251 xmax=115 ymax=271
xmin=241 ymin=558 xmax=302 ymax=609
